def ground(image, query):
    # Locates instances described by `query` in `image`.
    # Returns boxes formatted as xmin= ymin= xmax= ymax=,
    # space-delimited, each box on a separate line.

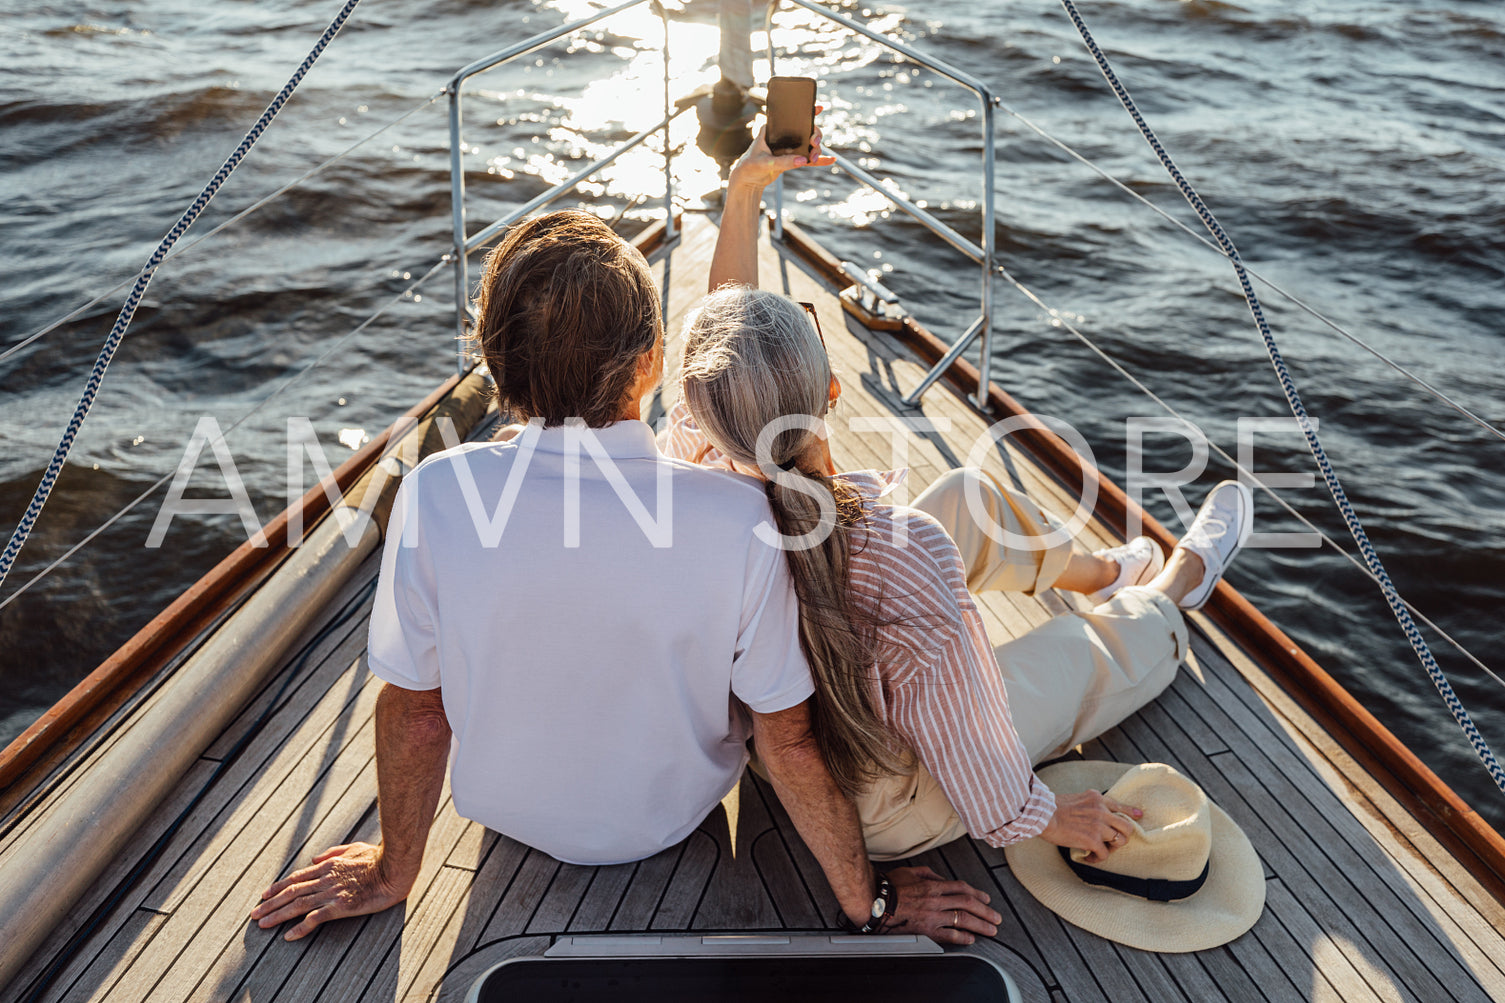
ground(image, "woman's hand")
xmin=1039 ymin=789 xmax=1143 ymax=864
xmin=728 ymin=114 xmax=836 ymax=195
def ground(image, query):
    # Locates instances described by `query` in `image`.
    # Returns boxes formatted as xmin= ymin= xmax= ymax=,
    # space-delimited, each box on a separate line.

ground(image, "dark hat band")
xmin=1057 ymin=845 xmax=1210 ymax=903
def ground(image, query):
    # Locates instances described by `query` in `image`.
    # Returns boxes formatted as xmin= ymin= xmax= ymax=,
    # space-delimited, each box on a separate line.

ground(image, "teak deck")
xmin=5 ymin=214 xmax=1503 ymax=1002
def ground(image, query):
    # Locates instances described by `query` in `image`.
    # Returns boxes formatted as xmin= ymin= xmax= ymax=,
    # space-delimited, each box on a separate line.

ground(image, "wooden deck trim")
xmin=771 ymin=216 xmax=1505 ymax=906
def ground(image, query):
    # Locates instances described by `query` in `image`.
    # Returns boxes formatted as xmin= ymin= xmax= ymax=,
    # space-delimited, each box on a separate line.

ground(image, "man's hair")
xmin=474 ymin=209 xmax=662 ymax=427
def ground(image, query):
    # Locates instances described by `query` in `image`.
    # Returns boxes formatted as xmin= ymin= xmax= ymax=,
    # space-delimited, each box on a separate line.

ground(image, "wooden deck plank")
xmin=1102 ymin=705 xmax=1447 ymax=1003
xmin=648 ymin=829 xmax=720 ymax=930
xmin=524 ymin=861 xmax=598 ymax=934
xmin=126 ymin=749 xmax=380 ymax=1002
xmin=474 ymin=846 xmax=561 ymax=942
xmin=146 ymin=638 xmax=379 ymax=913
xmin=607 ymin=845 xmax=684 ymax=931
xmin=357 ymin=836 xmax=534 ymax=1003
xmin=1164 ymin=668 xmax=1495 ymax=1002
xmin=54 ymin=911 xmax=168 ymax=1003
xmin=690 ymin=782 xmax=784 ymax=930
xmin=565 ymin=863 xmax=638 ymax=932
xmin=1192 ymin=635 xmax=1505 ymax=991
xmin=444 ymin=821 xmax=494 ymax=872
xmin=749 ymin=827 xmax=826 ymax=928
xmin=1262 ymin=877 xmax=1399 ymax=1003
xmin=298 ymin=802 xmax=500 ymax=1003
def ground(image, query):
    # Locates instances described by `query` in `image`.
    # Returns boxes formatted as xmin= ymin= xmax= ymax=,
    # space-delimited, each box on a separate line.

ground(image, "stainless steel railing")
xmin=767 ymin=0 xmax=998 ymax=411
xmin=445 ymin=0 xmax=683 ymax=374
xmin=445 ymin=0 xmax=997 ymax=407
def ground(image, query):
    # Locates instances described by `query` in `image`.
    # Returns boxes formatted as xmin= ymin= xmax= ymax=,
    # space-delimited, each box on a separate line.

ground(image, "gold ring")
xmin=952 ymin=909 xmax=959 ymax=928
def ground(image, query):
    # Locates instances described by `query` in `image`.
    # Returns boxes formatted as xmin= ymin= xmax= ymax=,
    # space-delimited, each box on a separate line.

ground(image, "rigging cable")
xmin=1057 ymin=0 xmax=1505 ymax=794
xmin=0 ymin=257 xmax=448 ymax=613
xmin=0 ymin=88 xmax=443 ymax=369
xmin=0 ymin=0 xmax=366 ymax=592
xmin=991 ymin=259 xmax=1505 ymax=697
xmin=989 ymin=100 xmax=1505 ymax=446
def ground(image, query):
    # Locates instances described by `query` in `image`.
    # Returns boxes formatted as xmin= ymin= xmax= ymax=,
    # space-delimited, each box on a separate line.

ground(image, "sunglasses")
xmin=798 ymin=301 xmax=826 ymax=349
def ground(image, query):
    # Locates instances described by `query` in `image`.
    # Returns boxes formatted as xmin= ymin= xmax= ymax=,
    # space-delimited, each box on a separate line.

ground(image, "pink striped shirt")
xmin=658 ymin=403 xmax=1056 ymax=845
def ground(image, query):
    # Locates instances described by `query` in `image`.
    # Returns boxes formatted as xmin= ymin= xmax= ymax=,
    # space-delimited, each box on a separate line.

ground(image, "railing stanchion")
xmin=660 ymin=1 xmax=676 ymax=242
xmin=974 ymin=89 xmax=997 ymax=411
xmin=448 ymin=85 xmax=470 ymax=375
xmin=767 ymin=4 xmax=784 ymax=241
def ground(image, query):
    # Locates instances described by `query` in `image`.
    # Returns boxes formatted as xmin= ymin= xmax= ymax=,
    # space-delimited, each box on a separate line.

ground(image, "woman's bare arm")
xmin=708 ymin=122 xmax=834 ymax=292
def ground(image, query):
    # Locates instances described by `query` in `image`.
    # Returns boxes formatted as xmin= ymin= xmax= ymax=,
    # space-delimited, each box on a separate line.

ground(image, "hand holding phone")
xmin=766 ymin=76 xmax=817 ymax=158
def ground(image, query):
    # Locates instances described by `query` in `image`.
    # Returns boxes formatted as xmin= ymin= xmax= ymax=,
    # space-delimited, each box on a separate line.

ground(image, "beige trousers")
xmin=857 ymin=467 xmax=1189 ymax=861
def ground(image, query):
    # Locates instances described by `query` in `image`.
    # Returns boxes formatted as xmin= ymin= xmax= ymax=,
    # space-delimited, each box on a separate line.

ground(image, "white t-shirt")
xmin=366 ymin=419 xmax=813 ymax=865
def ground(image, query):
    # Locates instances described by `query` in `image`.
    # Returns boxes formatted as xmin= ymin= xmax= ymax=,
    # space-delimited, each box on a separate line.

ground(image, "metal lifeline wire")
xmin=1058 ymin=0 xmax=1505 ymax=794
xmin=0 ymin=256 xmax=448 ymax=614
xmin=0 ymin=86 xmax=441 ymax=369
xmin=989 ymin=100 xmax=1505 ymax=447
xmin=992 ymin=259 xmax=1505 ymax=696
xmin=0 ymin=0 xmax=366 ymax=593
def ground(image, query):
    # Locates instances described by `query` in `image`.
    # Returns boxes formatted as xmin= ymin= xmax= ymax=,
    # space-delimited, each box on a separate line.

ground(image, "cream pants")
xmin=857 ymin=467 xmax=1189 ymax=860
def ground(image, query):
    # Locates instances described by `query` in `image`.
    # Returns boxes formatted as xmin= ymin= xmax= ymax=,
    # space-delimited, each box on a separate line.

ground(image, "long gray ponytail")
xmin=680 ymin=287 xmax=909 ymax=798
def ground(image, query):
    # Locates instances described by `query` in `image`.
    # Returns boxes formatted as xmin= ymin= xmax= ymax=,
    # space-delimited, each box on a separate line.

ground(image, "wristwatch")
xmin=837 ymin=872 xmax=897 ymax=934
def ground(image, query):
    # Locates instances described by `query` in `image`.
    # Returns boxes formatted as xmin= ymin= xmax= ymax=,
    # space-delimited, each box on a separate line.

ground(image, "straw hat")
xmin=1004 ymin=761 xmax=1264 ymax=952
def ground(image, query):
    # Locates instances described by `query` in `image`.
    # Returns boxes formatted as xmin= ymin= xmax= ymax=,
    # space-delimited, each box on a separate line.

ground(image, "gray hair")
xmin=678 ymin=285 xmax=910 ymax=799
xmin=679 ymin=287 xmax=830 ymax=470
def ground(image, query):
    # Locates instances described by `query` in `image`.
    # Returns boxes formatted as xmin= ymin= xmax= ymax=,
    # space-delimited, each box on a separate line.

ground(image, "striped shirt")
xmin=658 ymin=403 xmax=1056 ymax=845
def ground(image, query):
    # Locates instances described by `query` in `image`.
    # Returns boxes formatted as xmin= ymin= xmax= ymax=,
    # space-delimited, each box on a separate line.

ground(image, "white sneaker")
xmin=1087 ymin=536 xmax=1166 ymax=605
xmin=1176 ymin=480 xmax=1254 ymax=610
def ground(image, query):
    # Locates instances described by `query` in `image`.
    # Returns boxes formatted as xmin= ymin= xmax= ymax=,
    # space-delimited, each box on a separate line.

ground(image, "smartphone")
xmin=766 ymin=76 xmax=817 ymax=158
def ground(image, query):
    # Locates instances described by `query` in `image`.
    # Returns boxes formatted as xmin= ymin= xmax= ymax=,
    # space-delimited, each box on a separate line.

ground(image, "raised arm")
xmin=251 ymin=682 xmax=450 ymax=939
xmin=751 ymin=699 xmax=1001 ymax=945
xmin=708 ymin=122 xmax=834 ymax=292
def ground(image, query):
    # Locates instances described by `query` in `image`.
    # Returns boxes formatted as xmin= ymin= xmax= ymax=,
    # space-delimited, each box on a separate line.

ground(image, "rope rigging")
xmin=989 ymin=99 xmax=1505 ymax=446
xmin=0 ymin=0 xmax=367 ymax=593
xmin=1057 ymin=0 xmax=1505 ymax=795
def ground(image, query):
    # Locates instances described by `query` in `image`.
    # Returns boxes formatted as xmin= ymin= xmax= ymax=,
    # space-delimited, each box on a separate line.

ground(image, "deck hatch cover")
xmin=469 ymin=953 xmax=1018 ymax=1002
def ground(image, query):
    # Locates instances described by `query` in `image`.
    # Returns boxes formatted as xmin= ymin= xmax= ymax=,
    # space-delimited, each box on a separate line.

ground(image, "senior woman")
xmin=659 ymin=126 xmax=1251 ymax=876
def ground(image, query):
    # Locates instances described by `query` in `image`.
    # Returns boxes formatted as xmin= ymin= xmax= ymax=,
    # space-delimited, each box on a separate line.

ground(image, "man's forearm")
xmin=708 ymin=182 xmax=765 ymax=292
xmin=759 ymin=736 xmax=877 ymax=924
xmin=373 ymin=683 xmax=451 ymax=886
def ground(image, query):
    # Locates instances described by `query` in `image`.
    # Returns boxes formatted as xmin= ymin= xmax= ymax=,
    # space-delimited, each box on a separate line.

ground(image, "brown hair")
xmin=681 ymin=287 xmax=910 ymax=799
xmin=474 ymin=209 xmax=662 ymax=427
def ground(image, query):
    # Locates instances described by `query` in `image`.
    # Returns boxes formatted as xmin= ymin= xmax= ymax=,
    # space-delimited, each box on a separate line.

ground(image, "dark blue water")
xmin=1 ymin=0 xmax=1501 ymax=829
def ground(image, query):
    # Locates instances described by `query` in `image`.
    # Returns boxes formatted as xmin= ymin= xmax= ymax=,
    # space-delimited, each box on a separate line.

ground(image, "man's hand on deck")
xmin=878 ymin=865 xmax=1001 ymax=946
xmin=251 ymin=841 xmax=413 ymax=941
xmin=1039 ymin=789 xmax=1142 ymax=864
xmin=251 ymin=683 xmax=450 ymax=941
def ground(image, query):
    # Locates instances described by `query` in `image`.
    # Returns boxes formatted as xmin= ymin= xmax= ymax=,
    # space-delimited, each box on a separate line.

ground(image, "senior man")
xmin=251 ymin=209 xmax=998 ymax=944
